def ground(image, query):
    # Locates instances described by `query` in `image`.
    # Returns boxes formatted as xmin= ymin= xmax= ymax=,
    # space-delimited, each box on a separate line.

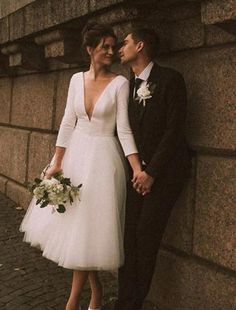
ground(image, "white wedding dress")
xmin=20 ymin=72 xmax=137 ymax=270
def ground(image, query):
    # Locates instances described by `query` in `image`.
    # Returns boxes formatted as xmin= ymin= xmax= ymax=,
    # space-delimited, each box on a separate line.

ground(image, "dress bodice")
xmin=56 ymin=72 xmax=137 ymax=156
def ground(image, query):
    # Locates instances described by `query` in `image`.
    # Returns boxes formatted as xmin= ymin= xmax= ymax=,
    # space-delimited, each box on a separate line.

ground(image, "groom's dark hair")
xmin=130 ymin=28 xmax=159 ymax=60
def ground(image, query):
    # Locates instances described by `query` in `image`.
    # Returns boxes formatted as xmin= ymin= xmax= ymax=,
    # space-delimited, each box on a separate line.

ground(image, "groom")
xmin=114 ymin=28 xmax=191 ymax=310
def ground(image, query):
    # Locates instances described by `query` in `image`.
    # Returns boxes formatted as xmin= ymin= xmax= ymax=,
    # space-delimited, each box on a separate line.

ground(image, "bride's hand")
xmin=132 ymin=168 xmax=142 ymax=184
xmin=44 ymin=164 xmax=62 ymax=179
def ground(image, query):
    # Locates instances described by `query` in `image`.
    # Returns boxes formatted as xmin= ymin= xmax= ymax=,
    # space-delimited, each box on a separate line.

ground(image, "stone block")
xmin=24 ymin=0 xmax=85 ymax=37
xmin=164 ymin=2 xmax=200 ymax=22
xmin=159 ymin=45 xmax=236 ymax=151
xmin=21 ymin=43 xmax=46 ymax=71
xmin=0 ymin=52 xmax=9 ymax=73
xmin=0 ymin=175 xmax=8 ymax=194
xmin=162 ymin=158 xmax=196 ymax=254
xmin=0 ymin=127 xmax=29 ymax=183
xmin=143 ymin=15 xmax=204 ymax=54
xmin=64 ymin=0 xmax=89 ymax=21
xmin=54 ymin=69 xmax=79 ymax=130
xmin=28 ymin=132 xmax=57 ymax=182
xmin=43 ymin=0 xmax=65 ymax=30
xmin=24 ymin=0 xmax=47 ymax=36
xmin=202 ymin=0 xmax=236 ymax=25
xmin=0 ymin=17 xmax=9 ymax=44
xmin=44 ymin=39 xmax=82 ymax=64
xmin=45 ymin=40 xmax=66 ymax=58
xmin=148 ymin=250 xmax=236 ymax=309
xmin=6 ymin=180 xmax=32 ymax=210
xmin=169 ymin=17 xmax=204 ymax=51
xmin=92 ymin=7 xmax=138 ymax=25
xmin=193 ymin=155 xmax=236 ymax=270
xmin=9 ymin=9 xmax=24 ymax=41
xmin=47 ymin=58 xmax=75 ymax=71
xmin=35 ymin=29 xmax=83 ymax=64
xmin=11 ymin=73 xmax=55 ymax=129
xmin=0 ymin=0 xmax=35 ymax=19
xmin=89 ymin=0 xmax=124 ymax=12
xmin=9 ymin=52 xmax=22 ymax=67
xmin=205 ymin=24 xmax=236 ymax=45
xmin=0 ymin=77 xmax=11 ymax=123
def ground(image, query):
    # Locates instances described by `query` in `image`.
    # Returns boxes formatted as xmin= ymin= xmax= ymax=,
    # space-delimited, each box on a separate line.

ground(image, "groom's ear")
xmin=136 ymin=41 xmax=144 ymax=53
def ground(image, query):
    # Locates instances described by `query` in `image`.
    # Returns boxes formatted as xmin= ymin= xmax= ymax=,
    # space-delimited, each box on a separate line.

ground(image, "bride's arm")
xmin=46 ymin=74 xmax=77 ymax=177
xmin=116 ymin=79 xmax=142 ymax=177
xmin=55 ymin=74 xmax=77 ymax=148
xmin=45 ymin=147 xmax=65 ymax=178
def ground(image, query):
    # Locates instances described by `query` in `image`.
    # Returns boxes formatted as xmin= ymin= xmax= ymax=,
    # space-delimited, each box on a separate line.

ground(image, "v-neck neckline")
xmin=82 ymin=72 xmax=119 ymax=122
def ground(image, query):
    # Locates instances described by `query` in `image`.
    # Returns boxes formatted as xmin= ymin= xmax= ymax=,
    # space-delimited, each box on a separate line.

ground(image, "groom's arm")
xmin=145 ymin=71 xmax=187 ymax=179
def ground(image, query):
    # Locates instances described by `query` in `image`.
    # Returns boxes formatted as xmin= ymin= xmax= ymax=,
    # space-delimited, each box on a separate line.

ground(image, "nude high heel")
xmin=88 ymin=308 xmax=101 ymax=310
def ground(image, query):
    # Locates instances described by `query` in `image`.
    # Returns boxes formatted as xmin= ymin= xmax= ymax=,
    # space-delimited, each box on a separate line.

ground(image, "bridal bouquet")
xmin=27 ymin=169 xmax=82 ymax=214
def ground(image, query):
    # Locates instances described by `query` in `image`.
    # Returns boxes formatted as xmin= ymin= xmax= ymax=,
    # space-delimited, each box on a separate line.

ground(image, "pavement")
xmin=0 ymin=192 xmax=158 ymax=310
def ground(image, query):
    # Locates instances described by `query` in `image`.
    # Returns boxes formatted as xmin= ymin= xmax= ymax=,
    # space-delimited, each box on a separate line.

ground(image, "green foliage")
xmin=57 ymin=205 xmax=66 ymax=213
xmin=40 ymin=200 xmax=48 ymax=208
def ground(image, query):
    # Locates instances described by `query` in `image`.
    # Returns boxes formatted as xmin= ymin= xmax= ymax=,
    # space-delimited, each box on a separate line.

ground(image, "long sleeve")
xmin=56 ymin=74 xmax=77 ymax=148
xmin=116 ymin=79 xmax=138 ymax=156
xmin=145 ymin=72 xmax=187 ymax=178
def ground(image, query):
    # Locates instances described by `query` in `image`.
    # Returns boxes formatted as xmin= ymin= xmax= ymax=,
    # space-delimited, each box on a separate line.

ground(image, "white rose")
xmin=137 ymin=84 xmax=152 ymax=99
xmin=52 ymin=184 xmax=64 ymax=194
xmin=48 ymin=192 xmax=62 ymax=204
xmin=48 ymin=191 xmax=69 ymax=205
xmin=33 ymin=186 xmax=45 ymax=199
xmin=41 ymin=178 xmax=60 ymax=191
xmin=135 ymin=82 xmax=153 ymax=107
xmin=137 ymin=87 xmax=151 ymax=98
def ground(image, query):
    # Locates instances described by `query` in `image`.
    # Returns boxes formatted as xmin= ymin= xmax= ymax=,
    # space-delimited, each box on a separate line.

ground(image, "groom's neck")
xmin=131 ymin=56 xmax=152 ymax=76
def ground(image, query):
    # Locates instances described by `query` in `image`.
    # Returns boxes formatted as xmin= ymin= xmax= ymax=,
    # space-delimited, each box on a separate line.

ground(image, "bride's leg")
xmin=66 ymin=270 xmax=89 ymax=310
xmin=88 ymin=271 xmax=103 ymax=309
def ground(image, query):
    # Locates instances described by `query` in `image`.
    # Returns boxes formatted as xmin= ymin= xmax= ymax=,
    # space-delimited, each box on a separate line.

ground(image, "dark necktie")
xmin=133 ymin=78 xmax=143 ymax=101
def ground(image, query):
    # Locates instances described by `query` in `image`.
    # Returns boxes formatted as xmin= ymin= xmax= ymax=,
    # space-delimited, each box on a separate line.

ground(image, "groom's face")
xmin=119 ymin=34 xmax=139 ymax=65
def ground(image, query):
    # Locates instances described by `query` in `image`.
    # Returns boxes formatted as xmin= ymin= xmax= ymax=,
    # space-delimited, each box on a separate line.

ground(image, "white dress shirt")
xmin=133 ymin=61 xmax=154 ymax=98
xmin=135 ymin=61 xmax=154 ymax=81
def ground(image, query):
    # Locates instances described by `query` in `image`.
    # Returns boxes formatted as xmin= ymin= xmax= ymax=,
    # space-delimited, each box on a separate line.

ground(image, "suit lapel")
xmin=129 ymin=77 xmax=140 ymax=125
xmin=138 ymin=63 xmax=160 ymax=124
xmin=129 ymin=77 xmax=135 ymax=103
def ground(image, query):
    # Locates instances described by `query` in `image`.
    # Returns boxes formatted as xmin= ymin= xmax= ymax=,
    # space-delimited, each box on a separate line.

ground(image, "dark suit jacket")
xmin=128 ymin=63 xmax=192 ymax=183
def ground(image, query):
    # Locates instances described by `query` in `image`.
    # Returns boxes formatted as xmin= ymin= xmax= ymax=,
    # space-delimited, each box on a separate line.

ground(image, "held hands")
xmin=132 ymin=170 xmax=154 ymax=196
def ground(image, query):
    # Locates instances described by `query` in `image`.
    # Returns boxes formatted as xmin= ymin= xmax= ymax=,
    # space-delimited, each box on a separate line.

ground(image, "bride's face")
xmin=87 ymin=36 xmax=116 ymax=66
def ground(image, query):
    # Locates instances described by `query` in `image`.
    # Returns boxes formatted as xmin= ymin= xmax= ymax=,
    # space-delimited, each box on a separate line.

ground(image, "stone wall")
xmin=0 ymin=0 xmax=235 ymax=309
xmin=0 ymin=0 xmax=35 ymax=19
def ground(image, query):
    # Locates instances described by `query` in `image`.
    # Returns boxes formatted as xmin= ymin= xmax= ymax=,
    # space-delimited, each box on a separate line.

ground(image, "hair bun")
xmin=81 ymin=22 xmax=117 ymax=49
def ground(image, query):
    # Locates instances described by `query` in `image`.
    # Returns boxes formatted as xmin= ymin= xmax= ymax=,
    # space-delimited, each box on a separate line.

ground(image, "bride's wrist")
xmin=52 ymin=162 xmax=62 ymax=169
xmin=133 ymin=165 xmax=142 ymax=173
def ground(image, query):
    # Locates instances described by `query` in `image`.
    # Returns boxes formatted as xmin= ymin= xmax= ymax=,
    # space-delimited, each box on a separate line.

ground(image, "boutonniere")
xmin=135 ymin=82 xmax=156 ymax=107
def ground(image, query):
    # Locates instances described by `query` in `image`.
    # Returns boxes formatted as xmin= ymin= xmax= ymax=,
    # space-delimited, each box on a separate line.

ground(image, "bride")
xmin=20 ymin=22 xmax=141 ymax=310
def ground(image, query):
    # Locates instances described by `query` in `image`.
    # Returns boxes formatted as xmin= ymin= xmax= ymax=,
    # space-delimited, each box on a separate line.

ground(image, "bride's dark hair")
xmin=82 ymin=21 xmax=117 ymax=49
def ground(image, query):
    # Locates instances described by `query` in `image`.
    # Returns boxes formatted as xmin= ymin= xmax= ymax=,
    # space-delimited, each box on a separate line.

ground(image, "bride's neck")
xmin=87 ymin=63 xmax=108 ymax=80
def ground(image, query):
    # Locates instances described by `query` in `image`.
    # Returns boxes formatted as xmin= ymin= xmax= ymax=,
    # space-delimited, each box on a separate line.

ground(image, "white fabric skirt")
xmin=20 ymin=130 xmax=128 ymax=270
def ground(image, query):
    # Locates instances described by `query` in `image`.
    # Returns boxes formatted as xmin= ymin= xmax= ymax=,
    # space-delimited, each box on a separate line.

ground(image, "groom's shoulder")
xmin=155 ymin=63 xmax=184 ymax=82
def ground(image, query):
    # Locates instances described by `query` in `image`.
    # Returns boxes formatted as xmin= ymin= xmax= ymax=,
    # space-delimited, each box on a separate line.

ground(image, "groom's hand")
xmin=132 ymin=171 xmax=154 ymax=195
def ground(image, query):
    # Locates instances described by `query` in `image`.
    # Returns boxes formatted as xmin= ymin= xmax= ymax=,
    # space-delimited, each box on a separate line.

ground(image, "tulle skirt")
xmin=20 ymin=131 xmax=128 ymax=270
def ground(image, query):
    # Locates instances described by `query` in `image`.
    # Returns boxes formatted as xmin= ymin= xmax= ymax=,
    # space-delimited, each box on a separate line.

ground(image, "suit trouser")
xmin=115 ymin=180 xmax=185 ymax=310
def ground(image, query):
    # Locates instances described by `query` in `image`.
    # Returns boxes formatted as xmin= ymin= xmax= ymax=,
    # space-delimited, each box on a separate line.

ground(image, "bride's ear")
xmin=136 ymin=41 xmax=144 ymax=53
xmin=86 ymin=46 xmax=93 ymax=56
